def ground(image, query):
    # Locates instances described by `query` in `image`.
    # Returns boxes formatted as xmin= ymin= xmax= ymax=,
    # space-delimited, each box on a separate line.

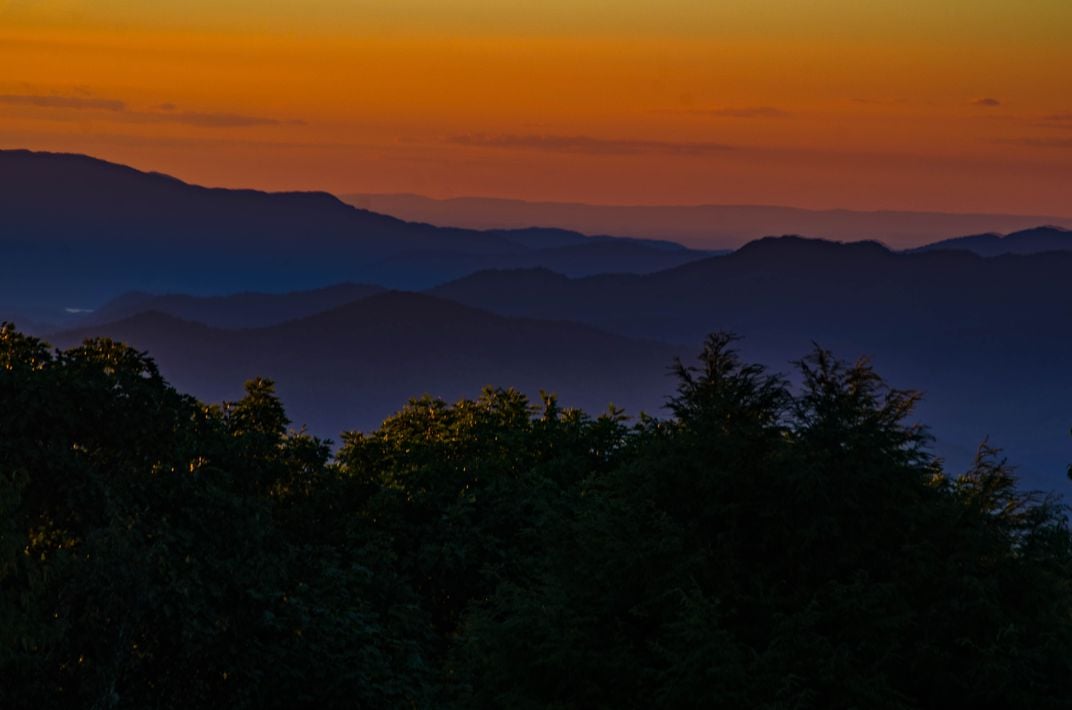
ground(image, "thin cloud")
xmin=996 ymin=112 xmax=1072 ymax=130
xmin=449 ymin=133 xmax=734 ymax=156
xmin=0 ymin=93 xmax=126 ymax=111
xmin=155 ymin=111 xmax=305 ymax=128
xmin=851 ymin=97 xmax=910 ymax=105
xmin=699 ymin=106 xmax=791 ymax=119
xmin=654 ymin=105 xmax=791 ymax=118
xmin=0 ymin=92 xmax=303 ymax=128
xmin=998 ymin=137 xmax=1072 ymax=149
xmin=973 ymin=97 xmax=1002 ymax=107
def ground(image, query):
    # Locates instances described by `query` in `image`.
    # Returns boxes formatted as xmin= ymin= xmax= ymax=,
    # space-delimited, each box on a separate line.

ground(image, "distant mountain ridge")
xmin=0 ymin=149 xmax=709 ymax=322
xmin=343 ymin=193 xmax=1072 ymax=250
xmin=913 ymin=225 xmax=1072 ymax=257
xmin=86 ymin=283 xmax=387 ymax=329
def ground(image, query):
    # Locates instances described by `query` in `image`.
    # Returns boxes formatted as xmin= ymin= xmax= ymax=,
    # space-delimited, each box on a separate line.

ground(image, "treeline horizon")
xmin=2 ymin=323 xmax=1071 ymax=708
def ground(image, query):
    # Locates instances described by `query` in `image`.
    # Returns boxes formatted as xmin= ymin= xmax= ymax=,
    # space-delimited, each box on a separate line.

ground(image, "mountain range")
xmin=344 ymin=193 xmax=1072 ymax=251
xmin=3 ymin=150 xmax=1071 ymax=494
xmin=48 ymin=233 xmax=1070 ymax=493
xmin=429 ymin=238 xmax=1072 ymax=492
xmin=0 ymin=149 xmax=709 ymax=324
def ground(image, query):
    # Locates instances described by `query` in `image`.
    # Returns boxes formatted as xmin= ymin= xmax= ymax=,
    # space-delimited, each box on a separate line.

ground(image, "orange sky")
xmin=2 ymin=2 xmax=1070 ymax=214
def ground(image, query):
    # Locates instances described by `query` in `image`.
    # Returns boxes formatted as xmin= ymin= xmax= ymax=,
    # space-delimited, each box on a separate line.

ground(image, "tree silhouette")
xmin=2 ymin=324 xmax=1070 ymax=709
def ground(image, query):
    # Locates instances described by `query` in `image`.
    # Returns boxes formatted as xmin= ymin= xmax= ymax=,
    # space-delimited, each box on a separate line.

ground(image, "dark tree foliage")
xmin=0 ymin=325 xmax=429 ymax=709
xmin=2 ymin=324 xmax=1070 ymax=708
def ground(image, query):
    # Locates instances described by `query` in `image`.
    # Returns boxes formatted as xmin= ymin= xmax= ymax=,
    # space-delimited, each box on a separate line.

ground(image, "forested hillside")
xmin=3 ymin=324 xmax=1070 ymax=708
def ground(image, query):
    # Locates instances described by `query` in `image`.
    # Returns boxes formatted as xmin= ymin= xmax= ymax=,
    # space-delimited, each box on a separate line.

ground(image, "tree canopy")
xmin=2 ymin=324 xmax=1070 ymax=708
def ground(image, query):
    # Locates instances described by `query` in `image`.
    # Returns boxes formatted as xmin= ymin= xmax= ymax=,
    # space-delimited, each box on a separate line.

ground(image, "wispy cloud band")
xmin=998 ymin=137 xmax=1072 ymax=149
xmin=449 ymin=133 xmax=734 ymax=156
xmin=0 ymin=94 xmax=126 ymax=111
xmin=695 ymin=106 xmax=790 ymax=119
xmin=655 ymin=105 xmax=791 ymax=119
xmin=0 ymin=92 xmax=301 ymax=128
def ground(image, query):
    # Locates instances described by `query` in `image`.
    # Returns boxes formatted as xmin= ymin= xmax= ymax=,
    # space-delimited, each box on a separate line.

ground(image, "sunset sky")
xmin=2 ymin=1 xmax=1070 ymax=214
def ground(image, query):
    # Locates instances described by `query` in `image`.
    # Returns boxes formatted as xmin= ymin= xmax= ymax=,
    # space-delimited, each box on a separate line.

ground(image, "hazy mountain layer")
xmin=913 ymin=226 xmax=1072 ymax=257
xmin=344 ymin=193 xmax=1072 ymax=250
xmin=85 ymin=283 xmax=387 ymax=329
xmin=0 ymin=150 xmax=708 ymax=323
xmin=430 ymin=238 xmax=1072 ymax=492
xmin=52 ymin=292 xmax=680 ymax=439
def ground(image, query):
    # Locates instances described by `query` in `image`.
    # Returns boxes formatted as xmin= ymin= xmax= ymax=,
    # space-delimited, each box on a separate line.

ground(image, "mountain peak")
xmin=732 ymin=235 xmax=891 ymax=262
xmin=1005 ymin=225 xmax=1070 ymax=239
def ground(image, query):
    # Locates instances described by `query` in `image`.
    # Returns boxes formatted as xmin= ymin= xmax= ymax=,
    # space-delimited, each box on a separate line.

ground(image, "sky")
xmin=2 ymin=1 xmax=1071 ymax=214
